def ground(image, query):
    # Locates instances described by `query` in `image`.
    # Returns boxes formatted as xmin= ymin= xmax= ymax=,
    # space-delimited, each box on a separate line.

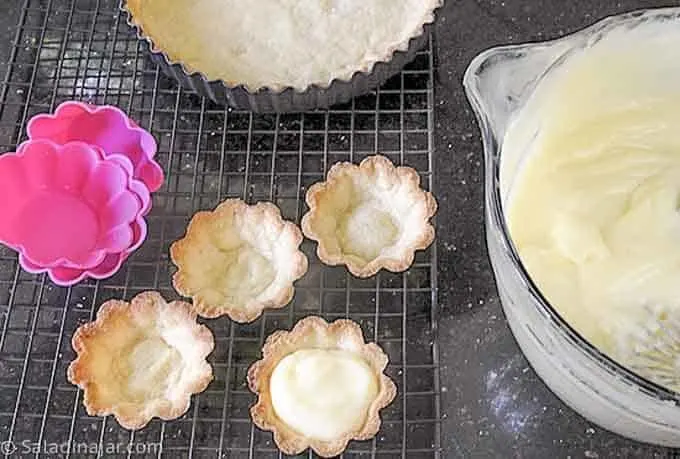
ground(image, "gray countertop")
xmin=434 ymin=0 xmax=680 ymax=457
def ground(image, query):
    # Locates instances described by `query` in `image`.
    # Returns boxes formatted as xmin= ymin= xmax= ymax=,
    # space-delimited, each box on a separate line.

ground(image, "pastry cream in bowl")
xmin=502 ymin=21 xmax=680 ymax=363
xmin=465 ymin=8 xmax=680 ymax=446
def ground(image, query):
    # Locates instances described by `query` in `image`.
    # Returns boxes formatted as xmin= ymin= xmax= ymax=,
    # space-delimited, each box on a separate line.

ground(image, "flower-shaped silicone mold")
xmin=12 ymin=146 xmax=151 ymax=286
xmin=0 ymin=140 xmax=143 ymax=271
xmin=248 ymin=316 xmax=397 ymax=457
xmin=171 ymin=199 xmax=308 ymax=322
xmin=20 ymin=220 xmax=147 ymax=286
xmin=302 ymin=155 xmax=437 ymax=278
xmin=27 ymin=101 xmax=164 ymax=192
xmin=68 ymin=291 xmax=215 ymax=430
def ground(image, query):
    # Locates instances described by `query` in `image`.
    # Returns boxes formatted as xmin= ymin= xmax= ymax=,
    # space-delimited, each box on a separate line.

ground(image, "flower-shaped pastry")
xmin=67 ymin=291 xmax=214 ymax=430
xmin=27 ymin=101 xmax=164 ymax=192
xmin=248 ymin=316 xmax=396 ymax=457
xmin=0 ymin=140 xmax=143 ymax=270
xmin=171 ymin=199 xmax=308 ymax=322
xmin=302 ymin=155 xmax=437 ymax=277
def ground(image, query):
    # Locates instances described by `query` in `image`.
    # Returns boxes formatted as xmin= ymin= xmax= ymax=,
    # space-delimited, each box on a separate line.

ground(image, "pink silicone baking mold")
xmin=8 ymin=146 xmax=151 ymax=286
xmin=13 ymin=143 xmax=152 ymax=219
xmin=19 ymin=220 xmax=147 ymax=286
xmin=0 ymin=140 xmax=144 ymax=281
xmin=26 ymin=101 xmax=164 ymax=192
xmin=103 ymin=151 xmax=153 ymax=218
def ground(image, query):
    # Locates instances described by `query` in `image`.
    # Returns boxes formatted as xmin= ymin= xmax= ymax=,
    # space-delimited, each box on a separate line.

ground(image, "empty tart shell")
xmin=67 ymin=291 xmax=214 ymax=430
xmin=248 ymin=316 xmax=397 ymax=458
xmin=171 ymin=199 xmax=308 ymax=322
xmin=121 ymin=0 xmax=442 ymax=112
xmin=302 ymin=155 xmax=437 ymax=278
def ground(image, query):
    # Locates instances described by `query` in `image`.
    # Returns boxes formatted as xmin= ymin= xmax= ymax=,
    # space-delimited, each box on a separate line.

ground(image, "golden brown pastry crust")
xmin=123 ymin=0 xmax=442 ymax=93
xmin=171 ymin=199 xmax=308 ymax=322
xmin=302 ymin=155 xmax=437 ymax=278
xmin=247 ymin=316 xmax=397 ymax=457
xmin=67 ymin=291 xmax=214 ymax=430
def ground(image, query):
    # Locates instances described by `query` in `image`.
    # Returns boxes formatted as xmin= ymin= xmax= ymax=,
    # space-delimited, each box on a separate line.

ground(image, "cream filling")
xmin=503 ymin=20 xmax=680 ymax=362
xmin=269 ymin=349 xmax=379 ymax=441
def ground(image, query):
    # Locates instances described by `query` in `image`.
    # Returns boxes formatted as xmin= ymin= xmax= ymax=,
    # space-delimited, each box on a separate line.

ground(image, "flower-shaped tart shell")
xmin=248 ymin=316 xmax=397 ymax=458
xmin=171 ymin=199 xmax=308 ymax=322
xmin=67 ymin=291 xmax=214 ymax=430
xmin=302 ymin=155 xmax=437 ymax=277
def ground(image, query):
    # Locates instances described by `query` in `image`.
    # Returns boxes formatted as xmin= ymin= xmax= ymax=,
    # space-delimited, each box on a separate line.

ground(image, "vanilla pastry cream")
xmin=269 ymin=349 xmax=379 ymax=441
xmin=503 ymin=20 xmax=680 ymax=358
xmin=247 ymin=316 xmax=396 ymax=457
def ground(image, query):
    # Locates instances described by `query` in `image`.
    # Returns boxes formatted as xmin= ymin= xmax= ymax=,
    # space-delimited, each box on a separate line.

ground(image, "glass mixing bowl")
xmin=463 ymin=8 xmax=680 ymax=446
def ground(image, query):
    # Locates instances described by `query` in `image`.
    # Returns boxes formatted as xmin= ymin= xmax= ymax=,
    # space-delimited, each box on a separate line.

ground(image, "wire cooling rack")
xmin=0 ymin=0 xmax=441 ymax=457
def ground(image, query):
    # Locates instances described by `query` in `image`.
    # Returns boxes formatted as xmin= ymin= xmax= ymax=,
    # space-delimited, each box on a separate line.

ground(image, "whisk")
xmin=617 ymin=305 xmax=680 ymax=393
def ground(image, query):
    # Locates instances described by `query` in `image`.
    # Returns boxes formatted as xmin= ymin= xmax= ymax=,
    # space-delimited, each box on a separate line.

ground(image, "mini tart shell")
xmin=247 ymin=316 xmax=397 ymax=458
xmin=302 ymin=155 xmax=437 ymax=278
xmin=67 ymin=291 xmax=214 ymax=430
xmin=121 ymin=0 xmax=442 ymax=112
xmin=170 ymin=199 xmax=308 ymax=323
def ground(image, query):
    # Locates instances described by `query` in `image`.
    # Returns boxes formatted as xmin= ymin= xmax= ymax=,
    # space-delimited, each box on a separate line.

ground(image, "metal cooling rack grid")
xmin=0 ymin=0 xmax=441 ymax=457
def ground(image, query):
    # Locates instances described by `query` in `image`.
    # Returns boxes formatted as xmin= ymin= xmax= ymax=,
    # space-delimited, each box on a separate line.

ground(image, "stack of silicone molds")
xmin=0 ymin=102 xmax=163 ymax=286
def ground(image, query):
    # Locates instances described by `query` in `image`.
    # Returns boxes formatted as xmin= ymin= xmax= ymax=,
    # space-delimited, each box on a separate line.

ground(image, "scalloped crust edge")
xmin=171 ymin=199 xmax=308 ymax=322
xmin=67 ymin=291 xmax=215 ymax=430
xmin=247 ymin=316 xmax=397 ymax=458
xmin=122 ymin=0 xmax=443 ymax=95
xmin=302 ymin=155 xmax=437 ymax=278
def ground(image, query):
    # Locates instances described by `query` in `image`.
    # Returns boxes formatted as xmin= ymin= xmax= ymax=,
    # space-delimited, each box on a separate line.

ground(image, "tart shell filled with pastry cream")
xmin=247 ymin=316 xmax=396 ymax=457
